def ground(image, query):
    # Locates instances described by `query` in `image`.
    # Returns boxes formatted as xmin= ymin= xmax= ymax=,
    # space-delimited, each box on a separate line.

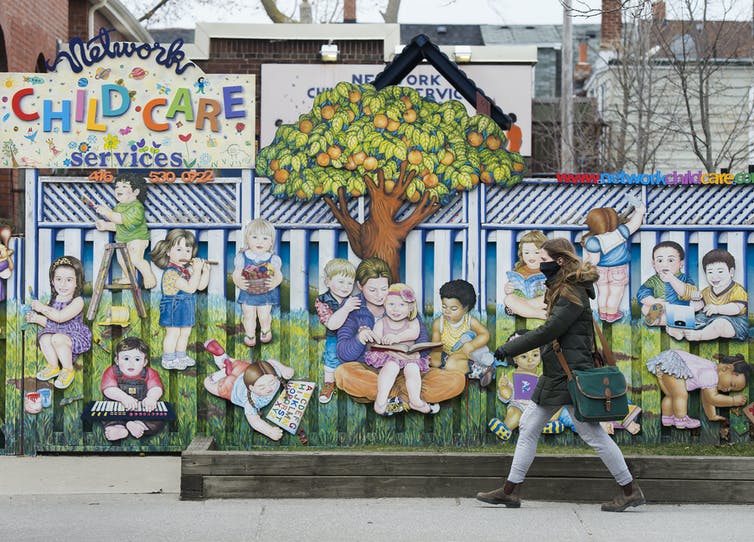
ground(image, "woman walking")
xmin=476 ymin=238 xmax=645 ymax=512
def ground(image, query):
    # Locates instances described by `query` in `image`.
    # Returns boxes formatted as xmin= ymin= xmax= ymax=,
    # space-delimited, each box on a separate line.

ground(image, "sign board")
xmin=261 ymin=63 xmax=532 ymax=155
xmin=0 ymin=29 xmax=255 ymax=169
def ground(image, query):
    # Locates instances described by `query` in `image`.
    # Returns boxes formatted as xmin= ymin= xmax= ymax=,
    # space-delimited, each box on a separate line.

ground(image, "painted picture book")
xmin=367 ymin=341 xmax=443 ymax=354
xmin=266 ymin=380 xmax=316 ymax=434
xmin=506 ymin=270 xmax=545 ymax=299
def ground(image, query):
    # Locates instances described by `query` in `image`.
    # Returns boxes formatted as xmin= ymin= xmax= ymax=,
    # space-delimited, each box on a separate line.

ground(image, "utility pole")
xmin=561 ymin=0 xmax=574 ymax=171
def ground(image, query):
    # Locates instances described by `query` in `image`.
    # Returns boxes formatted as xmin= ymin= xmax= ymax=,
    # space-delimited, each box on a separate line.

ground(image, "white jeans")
xmin=507 ymin=402 xmax=633 ymax=486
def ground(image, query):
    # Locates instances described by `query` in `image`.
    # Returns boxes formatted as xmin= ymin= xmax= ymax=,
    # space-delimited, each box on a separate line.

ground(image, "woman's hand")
xmin=357 ymin=326 xmax=378 ymax=344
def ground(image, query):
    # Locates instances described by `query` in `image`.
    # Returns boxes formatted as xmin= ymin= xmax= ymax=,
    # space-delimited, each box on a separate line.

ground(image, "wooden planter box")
xmin=181 ymin=435 xmax=754 ymax=502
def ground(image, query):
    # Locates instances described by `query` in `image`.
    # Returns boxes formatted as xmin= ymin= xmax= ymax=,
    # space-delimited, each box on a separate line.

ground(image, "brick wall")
xmin=197 ymin=37 xmax=385 ymax=137
xmin=0 ymin=0 xmax=69 ymax=230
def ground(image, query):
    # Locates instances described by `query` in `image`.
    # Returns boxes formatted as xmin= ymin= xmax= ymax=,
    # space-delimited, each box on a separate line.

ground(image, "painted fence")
xmin=1 ymin=173 xmax=752 ymax=454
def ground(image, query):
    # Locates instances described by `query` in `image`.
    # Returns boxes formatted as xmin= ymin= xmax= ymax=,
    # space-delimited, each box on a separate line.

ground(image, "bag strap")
xmin=592 ymin=319 xmax=617 ymax=366
xmin=552 ymin=315 xmax=617 ymax=379
xmin=552 ymin=339 xmax=573 ymax=381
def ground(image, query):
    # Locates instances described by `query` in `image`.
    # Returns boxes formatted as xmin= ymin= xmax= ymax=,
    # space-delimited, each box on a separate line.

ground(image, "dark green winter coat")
xmin=500 ymin=279 xmax=597 ymax=406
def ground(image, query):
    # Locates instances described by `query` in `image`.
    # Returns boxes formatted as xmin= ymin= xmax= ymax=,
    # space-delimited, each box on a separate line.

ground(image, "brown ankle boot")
xmin=475 ymin=481 xmax=521 ymax=508
xmin=601 ymin=482 xmax=646 ymax=512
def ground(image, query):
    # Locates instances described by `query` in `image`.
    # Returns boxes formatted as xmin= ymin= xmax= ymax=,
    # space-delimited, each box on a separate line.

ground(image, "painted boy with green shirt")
xmin=95 ymin=173 xmax=157 ymax=289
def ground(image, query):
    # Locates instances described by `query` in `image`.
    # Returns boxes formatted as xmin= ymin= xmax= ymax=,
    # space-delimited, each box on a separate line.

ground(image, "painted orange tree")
xmin=257 ymin=82 xmax=525 ymax=280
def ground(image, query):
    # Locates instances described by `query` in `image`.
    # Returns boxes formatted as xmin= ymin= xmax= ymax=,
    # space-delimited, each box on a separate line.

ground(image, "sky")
xmin=122 ymin=0 xmax=752 ymax=29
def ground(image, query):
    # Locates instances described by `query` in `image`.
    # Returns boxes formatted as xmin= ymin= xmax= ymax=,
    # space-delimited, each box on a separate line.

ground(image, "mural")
xmin=430 ymin=279 xmax=495 ymax=384
xmin=256 ymin=82 xmax=526 ymax=280
xmin=27 ymin=256 xmax=92 ymax=390
xmin=315 ymin=258 xmax=358 ymax=404
xmin=581 ymin=200 xmax=645 ymax=322
xmin=233 ymin=219 xmax=282 ymax=348
xmin=1 ymin=32 xmax=753 ymax=456
xmin=647 ymin=351 xmax=750 ymax=429
xmin=98 ymin=337 xmax=168 ymax=441
xmin=489 ymin=330 xmax=566 ymax=441
xmin=94 ymin=172 xmax=157 ymax=288
xmin=203 ymin=339 xmax=294 ymax=441
xmin=0 ymin=224 xmax=13 ymax=302
xmin=504 ymin=230 xmax=547 ymax=319
xmin=150 ymin=229 xmax=210 ymax=370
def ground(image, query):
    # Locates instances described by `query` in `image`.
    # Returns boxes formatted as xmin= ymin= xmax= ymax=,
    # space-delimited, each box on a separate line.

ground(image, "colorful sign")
xmin=265 ymin=380 xmax=316 ymax=434
xmin=0 ymin=29 xmax=255 ymax=169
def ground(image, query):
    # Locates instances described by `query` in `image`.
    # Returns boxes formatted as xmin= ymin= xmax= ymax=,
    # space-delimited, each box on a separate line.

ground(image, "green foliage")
xmin=257 ymin=83 xmax=526 ymax=205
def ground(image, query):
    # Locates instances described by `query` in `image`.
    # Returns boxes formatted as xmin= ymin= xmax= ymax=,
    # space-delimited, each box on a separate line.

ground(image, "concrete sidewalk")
xmin=0 ymin=455 xmax=180 ymax=495
xmin=2 ymin=456 xmax=753 ymax=542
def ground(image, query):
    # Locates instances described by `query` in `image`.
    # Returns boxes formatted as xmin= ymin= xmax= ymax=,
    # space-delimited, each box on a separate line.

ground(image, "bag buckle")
xmin=605 ymin=388 xmax=612 ymax=412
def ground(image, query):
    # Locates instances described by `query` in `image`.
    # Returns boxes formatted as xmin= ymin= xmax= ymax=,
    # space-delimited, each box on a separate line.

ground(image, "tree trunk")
xmin=323 ymin=160 xmax=439 ymax=283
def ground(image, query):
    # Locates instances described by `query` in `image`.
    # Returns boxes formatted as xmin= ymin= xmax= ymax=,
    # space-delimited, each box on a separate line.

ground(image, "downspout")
xmin=89 ymin=0 xmax=110 ymax=39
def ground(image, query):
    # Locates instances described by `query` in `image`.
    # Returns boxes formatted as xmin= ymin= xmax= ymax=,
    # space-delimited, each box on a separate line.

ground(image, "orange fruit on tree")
xmin=403 ymin=109 xmax=417 ymax=123
xmin=346 ymin=109 xmax=355 ymax=122
xmin=486 ymin=135 xmax=502 ymax=150
xmin=327 ymin=145 xmax=342 ymax=160
xmin=273 ymin=169 xmax=289 ymax=183
xmin=363 ymin=106 xmax=371 ymax=115
xmin=348 ymin=89 xmax=362 ymax=103
xmin=350 ymin=188 xmax=361 ymax=196
xmin=321 ymin=105 xmax=335 ymax=120
xmin=407 ymin=150 xmax=423 ymax=165
xmin=316 ymin=152 xmax=331 ymax=167
xmin=345 ymin=158 xmax=358 ymax=171
xmin=400 ymin=96 xmax=413 ymax=108
xmin=480 ymin=170 xmax=493 ymax=184
xmin=352 ymin=151 xmax=366 ymax=165
xmin=386 ymin=119 xmax=400 ymax=132
xmin=314 ymin=186 xmax=323 ymax=195
xmin=363 ymin=156 xmax=378 ymax=171
xmin=440 ymin=151 xmax=454 ymax=166
xmin=384 ymin=180 xmax=395 ymax=194
xmin=423 ymin=173 xmax=439 ymax=188
xmin=470 ymin=173 xmax=480 ymax=185
xmin=269 ymin=159 xmax=280 ymax=171
xmin=408 ymin=190 xmax=422 ymax=203
xmin=467 ymin=131 xmax=483 ymax=147
xmin=299 ymin=119 xmax=313 ymax=133
xmin=513 ymin=162 xmax=525 ymax=172
xmin=373 ymin=114 xmax=389 ymax=129
xmin=295 ymin=189 xmax=307 ymax=199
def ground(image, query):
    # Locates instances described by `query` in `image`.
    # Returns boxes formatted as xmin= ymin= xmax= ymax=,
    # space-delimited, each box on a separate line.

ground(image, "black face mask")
xmin=540 ymin=261 xmax=561 ymax=280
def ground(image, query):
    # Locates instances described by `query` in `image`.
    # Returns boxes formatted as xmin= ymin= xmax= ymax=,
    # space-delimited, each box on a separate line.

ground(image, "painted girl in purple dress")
xmin=28 ymin=256 xmax=92 ymax=390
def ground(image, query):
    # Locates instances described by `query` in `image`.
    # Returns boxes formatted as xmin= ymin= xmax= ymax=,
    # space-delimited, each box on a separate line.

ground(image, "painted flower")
xmin=103 ymin=134 xmax=120 ymax=150
xmin=178 ymin=133 xmax=192 ymax=143
xmin=78 ymin=142 xmax=89 ymax=153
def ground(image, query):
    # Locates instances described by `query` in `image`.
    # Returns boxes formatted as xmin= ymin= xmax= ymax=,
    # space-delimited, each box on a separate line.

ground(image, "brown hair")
xmin=514 ymin=230 xmax=548 ymax=273
xmin=49 ymin=255 xmax=86 ymax=301
xmin=541 ymin=238 xmax=599 ymax=312
xmin=115 ymin=336 xmax=150 ymax=362
xmin=702 ymin=248 xmax=736 ymax=271
xmin=355 ymin=257 xmax=392 ymax=287
xmin=114 ymin=172 xmax=148 ymax=204
xmin=149 ymin=229 xmax=197 ymax=269
xmin=584 ymin=207 xmax=620 ymax=235
xmin=243 ymin=360 xmax=279 ymax=404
